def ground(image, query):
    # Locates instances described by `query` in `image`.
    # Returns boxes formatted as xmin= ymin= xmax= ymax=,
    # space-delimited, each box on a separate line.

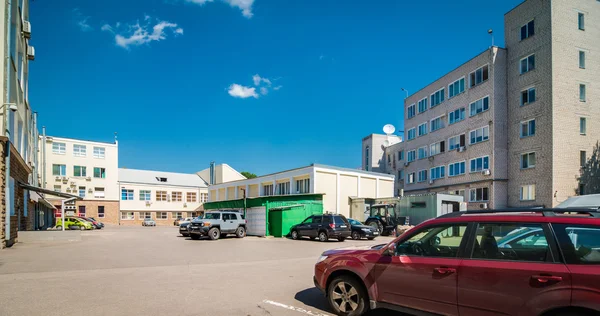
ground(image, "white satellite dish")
xmin=383 ymin=124 xmax=395 ymax=135
xmin=383 ymin=140 xmax=390 ymax=147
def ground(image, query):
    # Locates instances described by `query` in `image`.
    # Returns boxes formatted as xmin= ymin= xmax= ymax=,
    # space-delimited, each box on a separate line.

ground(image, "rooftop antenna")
xmin=488 ymin=29 xmax=494 ymax=47
xmin=382 ymin=124 xmax=395 ymax=148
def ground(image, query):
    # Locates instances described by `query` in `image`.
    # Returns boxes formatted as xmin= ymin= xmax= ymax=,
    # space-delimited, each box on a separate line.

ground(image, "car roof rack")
xmin=438 ymin=207 xmax=600 ymax=219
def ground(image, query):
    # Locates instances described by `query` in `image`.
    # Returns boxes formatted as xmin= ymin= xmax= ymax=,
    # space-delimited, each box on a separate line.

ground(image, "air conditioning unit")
xmin=482 ymin=169 xmax=491 ymax=176
xmin=183 ymin=203 xmax=187 ymax=208
xmin=22 ymin=21 xmax=31 ymax=38
xmin=480 ymin=203 xmax=488 ymax=209
xmin=55 ymin=176 xmax=61 ymax=181
xmin=70 ymin=181 xmax=76 ymax=186
xmin=404 ymin=162 xmax=410 ymax=167
xmin=458 ymin=146 xmax=466 ymax=152
xmin=429 ymin=179 xmax=434 ymax=185
xmin=88 ymin=188 xmax=93 ymax=193
xmin=66 ymin=188 xmax=71 ymax=193
xmin=86 ymin=176 xmax=91 ymax=181
xmin=27 ymin=46 xmax=35 ymax=61
xmin=61 ymin=177 xmax=68 ymax=181
xmin=428 ymin=156 xmax=434 ymax=161
xmin=145 ymin=201 xmax=151 ymax=207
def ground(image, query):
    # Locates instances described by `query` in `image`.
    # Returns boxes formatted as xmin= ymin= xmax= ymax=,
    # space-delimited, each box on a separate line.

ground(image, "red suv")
xmin=313 ymin=209 xmax=600 ymax=316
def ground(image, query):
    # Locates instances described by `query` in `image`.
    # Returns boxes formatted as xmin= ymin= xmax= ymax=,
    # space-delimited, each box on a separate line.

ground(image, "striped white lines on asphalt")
xmin=261 ymin=299 xmax=332 ymax=316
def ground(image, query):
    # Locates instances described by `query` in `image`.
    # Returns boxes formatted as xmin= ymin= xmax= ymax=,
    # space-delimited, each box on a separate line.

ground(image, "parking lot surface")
xmin=0 ymin=226 xmax=401 ymax=316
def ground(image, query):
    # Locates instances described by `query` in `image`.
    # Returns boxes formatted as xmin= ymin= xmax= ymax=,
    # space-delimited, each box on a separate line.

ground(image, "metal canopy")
xmin=16 ymin=181 xmax=82 ymax=200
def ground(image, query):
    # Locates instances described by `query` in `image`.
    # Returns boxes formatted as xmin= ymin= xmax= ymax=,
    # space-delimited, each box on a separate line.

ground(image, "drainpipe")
xmin=41 ymin=126 xmax=45 ymax=188
xmin=4 ymin=0 xmax=14 ymax=248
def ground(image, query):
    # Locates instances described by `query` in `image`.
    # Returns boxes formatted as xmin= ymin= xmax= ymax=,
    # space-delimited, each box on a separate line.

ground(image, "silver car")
xmin=142 ymin=218 xmax=156 ymax=227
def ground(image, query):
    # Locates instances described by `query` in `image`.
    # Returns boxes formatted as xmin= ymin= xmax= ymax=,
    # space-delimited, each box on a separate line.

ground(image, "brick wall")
xmin=0 ymin=140 xmax=6 ymax=247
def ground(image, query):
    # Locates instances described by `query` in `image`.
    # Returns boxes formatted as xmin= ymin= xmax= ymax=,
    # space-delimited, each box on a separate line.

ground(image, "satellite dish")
xmin=383 ymin=140 xmax=390 ymax=147
xmin=383 ymin=124 xmax=395 ymax=135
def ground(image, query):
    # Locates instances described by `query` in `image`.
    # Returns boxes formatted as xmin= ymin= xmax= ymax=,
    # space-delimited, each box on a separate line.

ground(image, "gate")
xmin=246 ymin=206 xmax=266 ymax=236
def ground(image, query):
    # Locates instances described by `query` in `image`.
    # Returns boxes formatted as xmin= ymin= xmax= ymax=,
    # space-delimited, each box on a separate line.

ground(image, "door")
xmin=374 ymin=223 xmax=468 ymax=315
xmin=296 ymin=216 xmax=313 ymax=237
xmin=221 ymin=213 xmax=237 ymax=233
xmin=458 ymin=222 xmax=571 ymax=316
xmin=310 ymin=216 xmax=323 ymax=238
xmin=246 ymin=207 xmax=266 ymax=236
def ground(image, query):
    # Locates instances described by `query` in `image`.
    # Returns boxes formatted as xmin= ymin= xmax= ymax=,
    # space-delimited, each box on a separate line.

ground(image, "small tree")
xmin=578 ymin=141 xmax=600 ymax=195
xmin=241 ymin=171 xmax=257 ymax=179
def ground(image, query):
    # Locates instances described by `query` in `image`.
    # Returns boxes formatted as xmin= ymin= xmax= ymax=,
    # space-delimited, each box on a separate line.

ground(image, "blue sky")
xmin=29 ymin=0 xmax=522 ymax=176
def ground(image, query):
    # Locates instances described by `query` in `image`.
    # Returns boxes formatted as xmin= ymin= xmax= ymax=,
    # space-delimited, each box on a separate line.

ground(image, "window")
xmin=580 ymin=117 xmax=587 ymax=135
xmin=296 ymin=178 xmax=310 ymax=194
xmin=520 ymin=54 xmax=535 ymax=74
xmin=53 ymin=185 xmax=61 ymax=192
xmin=187 ymin=192 xmax=197 ymax=202
xmin=121 ymin=189 xmax=134 ymax=201
xmin=520 ymin=20 xmax=535 ymax=40
xmin=73 ymin=144 xmax=87 ymax=157
xmin=93 ymin=167 xmax=106 ymax=178
xmin=520 ymin=185 xmax=536 ymax=201
xmin=93 ymin=147 xmax=105 ymax=158
xmin=398 ymin=170 xmax=404 ymax=182
xmin=520 ymin=119 xmax=536 ymax=138
xmin=157 ymin=212 xmax=168 ymax=220
xmin=52 ymin=142 xmax=66 ymax=154
xmin=156 ymin=191 xmax=168 ymax=201
xmin=430 ymin=88 xmax=445 ymax=108
xmin=98 ymin=206 xmax=105 ymax=218
xmin=156 ymin=177 xmax=167 ymax=182
xmin=449 ymin=161 xmax=466 ymax=177
xmin=578 ymin=12 xmax=585 ymax=30
xmin=73 ymin=165 xmax=87 ymax=177
xmin=52 ymin=164 xmax=66 ymax=176
xmin=472 ymin=223 xmax=549 ymax=261
xmin=521 ymin=152 xmax=536 ymax=169
xmin=263 ymin=184 xmax=274 ymax=196
xmin=449 ymin=108 xmax=465 ymax=125
xmin=448 ymin=77 xmax=465 ymax=98
xmin=396 ymin=224 xmax=467 ymax=258
xmin=430 ymin=116 xmax=444 ymax=132
xmin=418 ymin=122 xmax=428 ymax=137
xmin=469 ymin=65 xmax=489 ymax=87
xmin=139 ymin=190 xmax=151 ymax=201
xmin=94 ymin=187 xmax=105 ymax=198
xmin=469 ymin=96 xmax=490 ymax=116
xmin=469 ymin=187 xmax=489 ymax=202
xmin=470 ymin=126 xmax=490 ymax=144
xmin=521 ymin=87 xmax=536 ymax=106
xmin=418 ymin=98 xmax=428 ymax=113
xmin=407 ymin=104 xmax=416 ymax=119
xmin=580 ymin=84 xmax=586 ymax=102
xmin=407 ymin=128 xmax=416 ymax=140
xmin=554 ymin=224 xmax=600 ymax=264
xmin=430 ymin=141 xmax=445 ymax=156
xmin=449 ymin=189 xmax=465 ymax=196
xmin=276 ymin=182 xmax=291 ymax=195
xmin=407 ymin=172 xmax=415 ymax=184
xmin=171 ymin=192 xmax=182 ymax=202
xmin=407 ymin=150 xmax=416 ymax=162
xmin=77 ymin=186 xmax=85 ymax=198
xmin=387 ymin=154 xmax=391 ymax=164
xmin=470 ymin=156 xmax=490 ymax=173
xmin=417 ymin=170 xmax=428 ymax=182
xmin=579 ymin=51 xmax=586 ymax=69
xmin=78 ymin=205 xmax=86 ymax=217
xmin=174 ymin=212 xmax=183 ymax=219
xmin=200 ymin=193 xmax=208 ymax=202
xmin=140 ymin=212 xmax=152 ymax=219
xmin=430 ymin=166 xmax=445 ymax=180
xmin=580 ymin=151 xmax=587 ymax=168
xmin=398 ymin=151 xmax=404 ymax=161
xmin=417 ymin=146 xmax=428 ymax=160
xmin=121 ymin=212 xmax=134 ymax=220
xmin=448 ymin=134 xmax=466 ymax=151
xmin=365 ymin=146 xmax=369 ymax=171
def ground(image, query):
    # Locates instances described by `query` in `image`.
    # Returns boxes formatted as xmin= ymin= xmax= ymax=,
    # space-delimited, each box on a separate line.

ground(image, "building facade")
xmin=40 ymin=136 xmax=120 ymax=223
xmin=361 ymin=134 xmax=402 ymax=173
xmin=118 ymin=168 xmax=208 ymax=225
xmin=207 ymin=164 xmax=395 ymax=218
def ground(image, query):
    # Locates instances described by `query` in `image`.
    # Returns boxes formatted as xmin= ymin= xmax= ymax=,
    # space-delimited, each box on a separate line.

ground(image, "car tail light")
xmin=329 ymin=223 xmax=335 ymax=229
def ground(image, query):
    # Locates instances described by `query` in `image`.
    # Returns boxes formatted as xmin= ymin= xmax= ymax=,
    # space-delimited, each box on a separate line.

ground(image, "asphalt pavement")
xmin=0 ymin=225 xmax=402 ymax=316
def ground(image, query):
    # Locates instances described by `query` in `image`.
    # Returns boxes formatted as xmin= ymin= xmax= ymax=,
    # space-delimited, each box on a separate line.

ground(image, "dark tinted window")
xmin=553 ymin=224 xmax=600 ymax=264
xmin=334 ymin=216 xmax=349 ymax=225
xmin=314 ymin=216 xmax=323 ymax=224
xmin=472 ymin=223 xmax=551 ymax=262
xmin=301 ymin=216 xmax=313 ymax=224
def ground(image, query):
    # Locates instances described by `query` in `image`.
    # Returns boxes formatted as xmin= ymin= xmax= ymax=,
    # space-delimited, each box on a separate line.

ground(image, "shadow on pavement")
xmin=294 ymin=288 xmax=406 ymax=316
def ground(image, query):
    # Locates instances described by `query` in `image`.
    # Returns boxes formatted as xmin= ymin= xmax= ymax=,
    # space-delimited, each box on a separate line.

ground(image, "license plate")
xmin=340 ymin=225 xmax=347 ymax=228
xmin=373 ymin=232 xmax=379 ymax=235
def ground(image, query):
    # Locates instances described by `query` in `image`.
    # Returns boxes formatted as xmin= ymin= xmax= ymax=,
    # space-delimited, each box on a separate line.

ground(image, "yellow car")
xmin=56 ymin=217 xmax=94 ymax=230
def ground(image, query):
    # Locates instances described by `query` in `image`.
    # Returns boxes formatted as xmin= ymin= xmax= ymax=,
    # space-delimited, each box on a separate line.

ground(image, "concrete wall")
xmin=197 ymin=164 xmax=245 ymax=185
xmin=315 ymin=171 xmax=337 ymax=213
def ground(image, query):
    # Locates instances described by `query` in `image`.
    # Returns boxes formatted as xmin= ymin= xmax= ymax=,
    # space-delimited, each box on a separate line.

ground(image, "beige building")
xmin=197 ymin=163 xmax=246 ymax=185
xmin=362 ymin=135 xmax=405 ymax=197
xmin=40 ymin=136 xmax=120 ymax=223
xmin=207 ymin=164 xmax=395 ymax=218
xmin=118 ymin=169 xmax=208 ymax=225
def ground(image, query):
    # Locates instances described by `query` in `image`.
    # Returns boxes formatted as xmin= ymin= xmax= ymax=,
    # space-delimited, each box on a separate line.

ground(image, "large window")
xmin=407 ymin=104 xmax=416 ymax=119
xmin=580 ymin=151 xmax=587 ymax=168
xmin=52 ymin=142 xmax=66 ymax=154
xmin=121 ymin=212 xmax=134 ymax=220
xmin=430 ymin=88 xmax=445 ymax=108
xmin=396 ymin=224 xmax=468 ymax=258
xmin=93 ymin=167 xmax=106 ymax=178
xmin=448 ymin=77 xmax=465 ymax=98
xmin=520 ymin=54 xmax=535 ymax=74
xmin=580 ymin=84 xmax=586 ymax=102
xmin=398 ymin=151 xmax=404 ymax=161
xmin=418 ymin=98 xmax=428 ymax=113
xmin=470 ymin=156 xmax=490 ymax=173
xmin=93 ymin=147 xmax=105 ymax=158
xmin=187 ymin=192 xmax=197 ymax=202
xmin=156 ymin=191 xmax=168 ymax=201
xmin=296 ymin=178 xmax=310 ymax=194
xmin=406 ymin=172 xmax=415 ymax=184
xmin=407 ymin=128 xmax=416 ymax=140
xmin=139 ymin=190 xmax=151 ymax=201
xmin=469 ymin=187 xmax=489 ymax=202
xmin=449 ymin=108 xmax=465 ymax=125
xmin=521 ymin=87 xmax=536 ymax=106
xmin=94 ymin=187 xmax=105 ymax=198
xmin=73 ymin=144 xmax=87 ymax=157
xmin=73 ymin=165 xmax=87 ymax=177
xmin=140 ymin=212 xmax=152 ymax=219
xmin=579 ymin=50 xmax=586 ymax=69
xmin=417 ymin=170 xmax=428 ymax=182
xmin=121 ymin=189 xmax=134 ymax=201
xmin=472 ymin=223 xmax=549 ymax=261
xmin=171 ymin=192 xmax=183 ymax=202
xmin=520 ymin=20 xmax=535 ymax=40
xmin=470 ymin=126 xmax=490 ymax=144
xmin=430 ymin=141 xmax=445 ymax=156
xmin=449 ymin=161 xmax=466 ymax=177
xmin=157 ymin=212 xmax=168 ymax=220
xmin=448 ymin=134 xmax=466 ymax=151
xmin=521 ymin=152 xmax=536 ymax=169
xmin=578 ymin=12 xmax=585 ymax=31
xmin=98 ymin=206 xmax=105 ymax=218
xmin=201 ymin=193 xmax=208 ymax=202
xmin=398 ymin=170 xmax=404 ymax=182
xmin=263 ymin=184 xmax=274 ymax=196
xmin=469 ymin=96 xmax=489 ymax=117
xmin=418 ymin=122 xmax=428 ymax=137
xmin=52 ymin=164 xmax=66 ymax=176
xmin=407 ymin=150 xmax=416 ymax=162
xmin=78 ymin=186 xmax=86 ymax=198
xmin=520 ymin=185 xmax=536 ymax=201
xmin=554 ymin=224 xmax=600 ymax=264
xmin=580 ymin=117 xmax=587 ymax=135
xmin=430 ymin=116 xmax=444 ymax=132
xmin=520 ymin=119 xmax=536 ymax=138
xmin=469 ymin=65 xmax=489 ymax=87
xmin=277 ymin=182 xmax=291 ymax=195
xmin=418 ymin=146 xmax=428 ymax=160
xmin=430 ymin=166 xmax=445 ymax=180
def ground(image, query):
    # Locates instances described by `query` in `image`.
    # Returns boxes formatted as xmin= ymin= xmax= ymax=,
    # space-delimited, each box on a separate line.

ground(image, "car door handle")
xmin=434 ymin=267 xmax=456 ymax=275
xmin=531 ymin=275 xmax=563 ymax=283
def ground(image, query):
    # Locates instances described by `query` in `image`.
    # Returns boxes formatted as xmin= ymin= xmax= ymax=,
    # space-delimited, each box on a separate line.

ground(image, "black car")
xmin=347 ymin=218 xmax=378 ymax=240
xmin=290 ymin=214 xmax=351 ymax=242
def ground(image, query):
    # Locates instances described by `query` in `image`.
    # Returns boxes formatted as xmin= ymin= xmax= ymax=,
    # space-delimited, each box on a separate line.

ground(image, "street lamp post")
xmin=400 ymin=88 xmax=408 ymax=99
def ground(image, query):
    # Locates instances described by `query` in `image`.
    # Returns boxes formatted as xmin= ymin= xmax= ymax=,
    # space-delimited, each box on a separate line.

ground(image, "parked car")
xmin=347 ymin=218 xmax=378 ymax=240
xmin=313 ymin=208 xmax=600 ymax=316
xmin=142 ymin=218 xmax=156 ymax=227
xmin=290 ymin=214 xmax=351 ymax=242
xmin=180 ymin=217 xmax=200 ymax=237
xmin=173 ymin=217 xmax=184 ymax=226
xmin=189 ymin=211 xmax=246 ymax=240
xmin=88 ymin=217 xmax=105 ymax=228
xmin=56 ymin=217 xmax=93 ymax=230
xmin=79 ymin=216 xmax=102 ymax=229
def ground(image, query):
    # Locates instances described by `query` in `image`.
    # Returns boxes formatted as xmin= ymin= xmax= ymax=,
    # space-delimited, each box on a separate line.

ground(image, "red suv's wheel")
xmin=327 ymin=275 xmax=369 ymax=316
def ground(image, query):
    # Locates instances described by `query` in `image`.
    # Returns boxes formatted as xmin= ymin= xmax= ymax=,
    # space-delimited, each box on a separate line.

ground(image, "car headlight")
xmin=317 ymin=255 xmax=328 ymax=264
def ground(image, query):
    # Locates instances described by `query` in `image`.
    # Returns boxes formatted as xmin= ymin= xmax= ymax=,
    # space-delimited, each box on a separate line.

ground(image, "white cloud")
xmin=185 ymin=0 xmax=254 ymax=18
xmin=185 ymin=0 xmax=214 ymax=4
xmin=101 ymin=24 xmax=114 ymax=33
xmin=252 ymin=74 xmax=271 ymax=86
xmin=228 ymin=84 xmax=258 ymax=99
xmin=273 ymin=85 xmax=282 ymax=91
xmin=73 ymin=8 xmax=92 ymax=31
xmin=175 ymin=28 xmax=184 ymax=35
xmin=103 ymin=16 xmax=183 ymax=49
xmin=260 ymin=87 xmax=268 ymax=95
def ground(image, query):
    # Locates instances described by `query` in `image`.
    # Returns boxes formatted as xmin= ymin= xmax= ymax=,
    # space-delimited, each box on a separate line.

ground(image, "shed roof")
xmin=556 ymin=194 xmax=600 ymax=209
xmin=118 ymin=168 xmax=208 ymax=188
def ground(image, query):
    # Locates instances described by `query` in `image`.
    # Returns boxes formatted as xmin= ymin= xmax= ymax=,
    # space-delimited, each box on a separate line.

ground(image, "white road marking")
xmin=261 ymin=299 xmax=332 ymax=316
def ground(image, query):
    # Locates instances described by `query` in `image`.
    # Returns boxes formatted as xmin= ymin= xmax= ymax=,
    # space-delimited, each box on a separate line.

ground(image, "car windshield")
xmin=348 ymin=219 xmax=362 ymax=226
xmin=204 ymin=213 xmax=221 ymax=220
